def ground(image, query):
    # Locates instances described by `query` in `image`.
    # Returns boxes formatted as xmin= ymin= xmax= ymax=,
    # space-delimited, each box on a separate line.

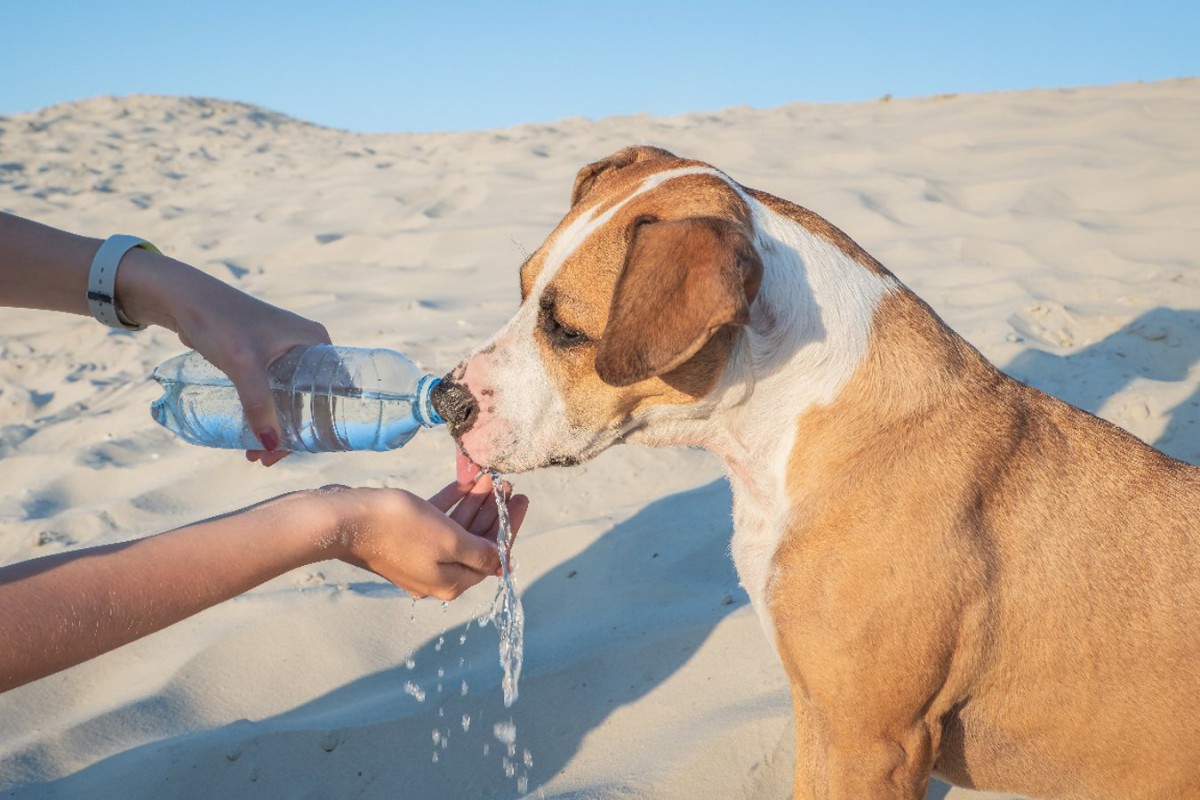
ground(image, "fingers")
xmin=227 ymin=363 xmax=282 ymax=453
xmin=506 ymin=493 xmax=530 ymax=536
xmin=469 ymin=480 xmax=504 ymax=536
xmin=428 ymin=564 xmax=492 ymax=602
xmin=491 ymin=494 xmax=529 ymax=575
xmin=259 ymin=450 xmax=290 ymax=467
xmin=429 ymin=451 xmax=486 ymax=510
xmin=245 ymin=449 xmax=289 ymax=466
xmin=447 ymin=471 xmax=495 ymax=529
xmin=448 ymin=526 xmax=502 ymax=579
xmin=427 ymin=478 xmax=470 ymax=512
xmin=456 ymin=450 xmax=481 ymax=489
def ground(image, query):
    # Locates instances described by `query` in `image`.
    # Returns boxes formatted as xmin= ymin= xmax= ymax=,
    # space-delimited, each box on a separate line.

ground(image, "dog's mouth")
xmin=546 ymin=454 xmax=582 ymax=468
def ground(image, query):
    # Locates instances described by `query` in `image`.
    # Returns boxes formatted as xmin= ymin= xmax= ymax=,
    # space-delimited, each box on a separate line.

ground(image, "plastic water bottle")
xmin=150 ymin=345 xmax=443 ymax=452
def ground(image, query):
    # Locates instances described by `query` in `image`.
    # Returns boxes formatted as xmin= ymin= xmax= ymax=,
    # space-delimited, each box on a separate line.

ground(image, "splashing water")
xmin=485 ymin=470 xmax=524 ymax=707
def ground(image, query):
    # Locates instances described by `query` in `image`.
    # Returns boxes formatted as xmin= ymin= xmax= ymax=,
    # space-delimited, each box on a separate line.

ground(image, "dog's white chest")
xmin=729 ymin=480 xmax=786 ymax=648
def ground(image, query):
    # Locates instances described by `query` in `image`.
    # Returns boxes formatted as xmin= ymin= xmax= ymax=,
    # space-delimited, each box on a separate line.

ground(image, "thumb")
xmin=228 ymin=365 xmax=282 ymax=451
xmin=452 ymin=528 xmax=501 ymax=576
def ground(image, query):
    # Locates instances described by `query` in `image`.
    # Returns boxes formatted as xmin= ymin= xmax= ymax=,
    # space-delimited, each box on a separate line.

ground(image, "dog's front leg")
xmin=772 ymin=552 xmax=975 ymax=799
xmin=789 ymin=690 xmax=937 ymax=800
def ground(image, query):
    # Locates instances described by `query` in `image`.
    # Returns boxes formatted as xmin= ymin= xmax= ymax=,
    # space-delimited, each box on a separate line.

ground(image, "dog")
xmin=431 ymin=146 xmax=1200 ymax=799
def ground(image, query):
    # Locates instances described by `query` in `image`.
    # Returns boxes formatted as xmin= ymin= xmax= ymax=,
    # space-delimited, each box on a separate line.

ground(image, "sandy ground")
xmin=1 ymin=78 xmax=1197 ymax=798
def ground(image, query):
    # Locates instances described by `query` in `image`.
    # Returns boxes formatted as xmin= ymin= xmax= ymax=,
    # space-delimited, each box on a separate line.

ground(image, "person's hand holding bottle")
xmin=0 ymin=211 xmax=328 ymax=465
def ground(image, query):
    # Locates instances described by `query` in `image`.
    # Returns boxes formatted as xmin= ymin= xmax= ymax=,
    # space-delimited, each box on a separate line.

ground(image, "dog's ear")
xmin=571 ymin=146 xmax=677 ymax=207
xmin=596 ymin=216 xmax=763 ymax=387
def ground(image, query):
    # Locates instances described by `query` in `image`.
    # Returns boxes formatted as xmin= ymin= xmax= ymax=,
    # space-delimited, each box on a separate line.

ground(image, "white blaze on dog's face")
xmin=440 ymin=147 xmax=763 ymax=473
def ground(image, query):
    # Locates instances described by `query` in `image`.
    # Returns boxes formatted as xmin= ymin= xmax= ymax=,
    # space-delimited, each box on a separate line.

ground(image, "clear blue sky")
xmin=2 ymin=0 xmax=1197 ymax=133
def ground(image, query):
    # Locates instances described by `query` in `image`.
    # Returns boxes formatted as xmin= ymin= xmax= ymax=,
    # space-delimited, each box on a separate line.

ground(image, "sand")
xmin=1 ymin=78 xmax=1198 ymax=799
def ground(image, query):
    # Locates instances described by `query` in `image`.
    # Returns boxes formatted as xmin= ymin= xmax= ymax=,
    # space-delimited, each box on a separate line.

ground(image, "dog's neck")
xmin=628 ymin=198 xmax=902 ymax=630
xmin=632 ymin=198 xmax=899 ymax=498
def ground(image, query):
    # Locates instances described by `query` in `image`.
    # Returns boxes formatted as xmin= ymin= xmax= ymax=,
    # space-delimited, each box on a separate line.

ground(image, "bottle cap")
xmin=415 ymin=375 xmax=444 ymax=427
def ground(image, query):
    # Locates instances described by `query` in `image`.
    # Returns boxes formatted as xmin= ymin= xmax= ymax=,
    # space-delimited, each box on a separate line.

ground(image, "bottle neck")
xmin=414 ymin=375 xmax=444 ymax=428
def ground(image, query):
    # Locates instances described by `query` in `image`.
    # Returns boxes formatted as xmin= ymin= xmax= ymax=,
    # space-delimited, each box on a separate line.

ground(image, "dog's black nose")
xmin=431 ymin=378 xmax=478 ymax=437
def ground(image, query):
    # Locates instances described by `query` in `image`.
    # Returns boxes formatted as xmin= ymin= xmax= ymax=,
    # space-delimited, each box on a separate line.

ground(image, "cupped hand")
xmin=322 ymin=454 xmax=530 ymax=600
xmin=428 ymin=452 xmax=530 ymax=565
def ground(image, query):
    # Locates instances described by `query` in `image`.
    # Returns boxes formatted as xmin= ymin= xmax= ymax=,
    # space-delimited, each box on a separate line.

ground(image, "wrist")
xmin=301 ymin=486 xmax=370 ymax=560
xmin=112 ymin=248 xmax=199 ymax=333
xmin=310 ymin=486 xmax=422 ymax=565
xmin=239 ymin=489 xmax=346 ymax=570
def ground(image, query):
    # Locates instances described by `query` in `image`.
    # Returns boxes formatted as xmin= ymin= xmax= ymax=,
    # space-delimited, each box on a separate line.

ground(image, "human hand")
xmin=175 ymin=290 xmax=329 ymax=467
xmin=115 ymin=249 xmax=330 ymax=465
xmin=320 ymin=455 xmax=530 ymax=600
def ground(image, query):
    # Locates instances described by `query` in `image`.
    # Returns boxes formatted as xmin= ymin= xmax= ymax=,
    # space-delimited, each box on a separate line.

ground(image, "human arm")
xmin=0 ymin=211 xmax=330 ymax=464
xmin=0 ymin=465 xmax=529 ymax=694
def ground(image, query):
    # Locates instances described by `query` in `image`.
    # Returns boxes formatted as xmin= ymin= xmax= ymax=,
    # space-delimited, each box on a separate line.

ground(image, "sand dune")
xmin=1 ymin=79 xmax=1198 ymax=798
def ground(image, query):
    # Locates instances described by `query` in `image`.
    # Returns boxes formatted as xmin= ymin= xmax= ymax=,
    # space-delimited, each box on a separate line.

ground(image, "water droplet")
xmin=435 ymin=636 xmax=445 ymax=651
xmin=461 ymin=714 xmax=471 ymax=732
xmin=431 ymin=751 xmax=439 ymax=763
xmin=493 ymin=719 xmax=517 ymax=746
xmin=405 ymin=658 xmax=416 ymax=670
xmin=518 ymin=775 xmax=529 ymax=794
xmin=483 ymin=743 xmax=490 ymax=756
xmin=460 ymin=679 xmax=469 ymax=696
xmin=432 ymin=730 xmax=441 ymax=745
xmin=403 ymin=681 xmax=426 ymax=702
xmin=503 ymin=758 xmax=515 ymax=778
xmin=437 ymin=667 xmax=445 ymax=678
xmin=523 ymin=749 xmax=533 ymax=768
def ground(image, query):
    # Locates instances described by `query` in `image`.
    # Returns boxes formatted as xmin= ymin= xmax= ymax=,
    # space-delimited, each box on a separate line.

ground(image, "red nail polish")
xmin=258 ymin=430 xmax=279 ymax=452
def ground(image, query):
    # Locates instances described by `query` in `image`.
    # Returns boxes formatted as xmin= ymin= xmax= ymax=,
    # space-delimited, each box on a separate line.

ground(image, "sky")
xmin=2 ymin=0 xmax=1198 ymax=133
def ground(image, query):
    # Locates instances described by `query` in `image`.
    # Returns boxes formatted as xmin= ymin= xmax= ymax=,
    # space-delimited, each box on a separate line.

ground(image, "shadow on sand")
xmin=1004 ymin=306 xmax=1200 ymax=464
xmin=25 ymin=480 xmax=746 ymax=799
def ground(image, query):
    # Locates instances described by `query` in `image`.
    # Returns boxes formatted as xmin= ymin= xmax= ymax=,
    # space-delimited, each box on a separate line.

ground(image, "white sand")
xmin=1 ymin=79 xmax=1198 ymax=798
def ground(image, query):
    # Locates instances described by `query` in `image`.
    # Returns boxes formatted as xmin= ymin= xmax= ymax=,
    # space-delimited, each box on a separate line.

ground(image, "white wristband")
xmin=87 ymin=235 xmax=160 ymax=330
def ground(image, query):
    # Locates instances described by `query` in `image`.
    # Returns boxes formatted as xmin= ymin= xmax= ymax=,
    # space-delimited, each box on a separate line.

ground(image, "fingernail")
xmin=258 ymin=430 xmax=279 ymax=452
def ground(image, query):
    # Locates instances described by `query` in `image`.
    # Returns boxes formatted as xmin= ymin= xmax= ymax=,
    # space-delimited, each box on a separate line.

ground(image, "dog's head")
xmin=433 ymin=146 xmax=763 ymax=473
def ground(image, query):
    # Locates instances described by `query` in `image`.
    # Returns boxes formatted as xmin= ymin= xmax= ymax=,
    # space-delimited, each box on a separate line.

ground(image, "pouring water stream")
xmin=484 ymin=469 xmax=524 ymax=708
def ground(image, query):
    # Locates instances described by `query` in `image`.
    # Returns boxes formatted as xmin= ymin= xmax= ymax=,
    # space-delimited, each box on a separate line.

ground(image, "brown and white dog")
xmin=432 ymin=146 xmax=1200 ymax=799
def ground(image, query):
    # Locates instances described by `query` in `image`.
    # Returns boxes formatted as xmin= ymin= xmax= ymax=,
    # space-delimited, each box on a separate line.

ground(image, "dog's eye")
xmin=540 ymin=304 xmax=589 ymax=348
xmin=547 ymin=315 xmax=589 ymax=348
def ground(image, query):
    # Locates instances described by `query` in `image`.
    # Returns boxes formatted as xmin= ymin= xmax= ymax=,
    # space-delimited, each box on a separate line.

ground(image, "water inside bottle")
xmin=152 ymin=378 xmax=424 ymax=452
xmin=275 ymin=385 xmax=424 ymax=451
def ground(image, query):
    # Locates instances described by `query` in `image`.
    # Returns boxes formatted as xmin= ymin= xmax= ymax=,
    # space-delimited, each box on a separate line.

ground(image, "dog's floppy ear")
xmin=596 ymin=216 xmax=763 ymax=387
xmin=571 ymin=146 xmax=677 ymax=207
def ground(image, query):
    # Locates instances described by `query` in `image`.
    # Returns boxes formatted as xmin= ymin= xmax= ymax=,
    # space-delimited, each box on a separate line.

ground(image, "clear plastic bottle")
xmin=150 ymin=345 xmax=443 ymax=452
